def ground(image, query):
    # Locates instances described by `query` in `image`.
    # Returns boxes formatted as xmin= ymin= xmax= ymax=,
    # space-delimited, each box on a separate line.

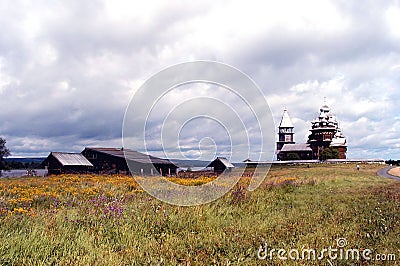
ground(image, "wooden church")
xmin=276 ymin=103 xmax=347 ymax=161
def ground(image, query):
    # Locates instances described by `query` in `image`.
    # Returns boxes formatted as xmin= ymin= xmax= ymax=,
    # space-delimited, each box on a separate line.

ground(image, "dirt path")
xmin=377 ymin=166 xmax=400 ymax=181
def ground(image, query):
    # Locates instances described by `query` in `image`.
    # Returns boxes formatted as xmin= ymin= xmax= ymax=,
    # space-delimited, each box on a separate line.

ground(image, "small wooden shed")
xmin=207 ymin=157 xmax=234 ymax=174
xmin=42 ymin=152 xmax=93 ymax=175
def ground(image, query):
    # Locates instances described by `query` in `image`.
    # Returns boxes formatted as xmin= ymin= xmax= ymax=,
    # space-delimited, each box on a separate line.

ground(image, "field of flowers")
xmin=0 ymin=174 xmax=140 ymax=216
xmin=0 ymin=164 xmax=400 ymax=265
xmin=0 ymin=174 xmax=219 ymax=217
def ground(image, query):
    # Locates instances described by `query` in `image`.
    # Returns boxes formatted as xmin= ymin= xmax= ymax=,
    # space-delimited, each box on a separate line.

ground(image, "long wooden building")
xmin=81 ymin=147 xmax=178 ymax=176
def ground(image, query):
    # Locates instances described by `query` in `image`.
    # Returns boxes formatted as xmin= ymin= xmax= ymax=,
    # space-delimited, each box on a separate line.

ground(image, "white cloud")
xmin=385 ymin=4 xmax=400 ymax=38
xmin=0 ymin=59 xmax=15 ymax=94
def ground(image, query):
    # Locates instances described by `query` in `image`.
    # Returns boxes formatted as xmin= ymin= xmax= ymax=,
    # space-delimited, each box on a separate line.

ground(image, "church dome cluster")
xmin=276 ymin=103 xmax=347 ymax=161
xmin=312 ymin=104 xmax=338 ymax=128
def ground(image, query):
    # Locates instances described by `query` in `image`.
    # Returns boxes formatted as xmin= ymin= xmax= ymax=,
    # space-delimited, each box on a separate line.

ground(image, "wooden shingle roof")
xmin=84 ymin=147 xmax=175 ymax=165
xmin=280 ymin=143 xmax=312 ymax=152
xmin=207 ymin=157 xmax=234 ymax=168
xmin=50 ymin=152 xmax=93 ymax=166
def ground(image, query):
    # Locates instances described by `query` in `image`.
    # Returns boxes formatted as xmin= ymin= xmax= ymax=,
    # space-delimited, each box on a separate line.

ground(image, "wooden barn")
xmin=42 ymin=152 xmax=93 ymax=175
xmin=207 ymin=157 xmax=234 ymax=174
xmin=81 ymin=147 xmax=178 ymax=176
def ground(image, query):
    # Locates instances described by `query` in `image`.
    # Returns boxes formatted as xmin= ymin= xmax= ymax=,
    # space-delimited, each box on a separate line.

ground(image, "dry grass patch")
xmin=388 ymin=167 xmax=400 ymax=177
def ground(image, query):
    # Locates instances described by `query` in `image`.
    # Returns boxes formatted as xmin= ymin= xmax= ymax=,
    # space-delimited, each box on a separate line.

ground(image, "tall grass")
xmin=0 ymin=164 xmax=399 ymax=265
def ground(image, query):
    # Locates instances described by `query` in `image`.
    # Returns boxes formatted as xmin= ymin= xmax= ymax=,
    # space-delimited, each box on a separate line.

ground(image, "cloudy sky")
xmin=0 ymin=0 xmax=399 ymax=161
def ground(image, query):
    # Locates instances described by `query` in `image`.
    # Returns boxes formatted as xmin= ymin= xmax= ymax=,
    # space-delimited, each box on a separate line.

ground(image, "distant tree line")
xmin=3 ymin=160 xmax=44 ymax=170
xmin=385 ymin=159 xmax=400 ymax=166
xmin=1 ymin=137 xmax=44 ymax=171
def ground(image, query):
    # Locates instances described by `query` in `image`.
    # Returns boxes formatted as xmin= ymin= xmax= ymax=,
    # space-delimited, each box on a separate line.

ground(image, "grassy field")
xmin=0 ymin=164 xmax=399 ymax=265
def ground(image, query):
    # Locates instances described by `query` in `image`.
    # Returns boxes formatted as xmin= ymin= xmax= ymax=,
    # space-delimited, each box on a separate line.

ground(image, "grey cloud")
xmin=0 ymin=0 xmax=399 ymax=160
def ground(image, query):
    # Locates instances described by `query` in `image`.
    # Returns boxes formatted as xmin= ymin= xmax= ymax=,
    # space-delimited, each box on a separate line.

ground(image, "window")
xmin=86 ymin=152 xmax=97 ymax=159
xmin=280 ymin=128 xmax=292 ymax=133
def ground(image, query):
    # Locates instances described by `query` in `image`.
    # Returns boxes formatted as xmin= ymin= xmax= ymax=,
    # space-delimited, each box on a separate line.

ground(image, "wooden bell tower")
xmin=277 ymin=109 xmax=295 ymax=152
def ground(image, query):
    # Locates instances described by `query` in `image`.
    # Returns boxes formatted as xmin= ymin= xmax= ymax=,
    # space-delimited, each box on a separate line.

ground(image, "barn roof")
xmin=84 ymin=147 xmax=175 ymax=165
xmin=280 ymin=143 xmax=312 ymax=152
xmin=49 ymin=152 xmax=93 ymax=166
xmin=208 ymin=157 xmax=235 ymax=168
